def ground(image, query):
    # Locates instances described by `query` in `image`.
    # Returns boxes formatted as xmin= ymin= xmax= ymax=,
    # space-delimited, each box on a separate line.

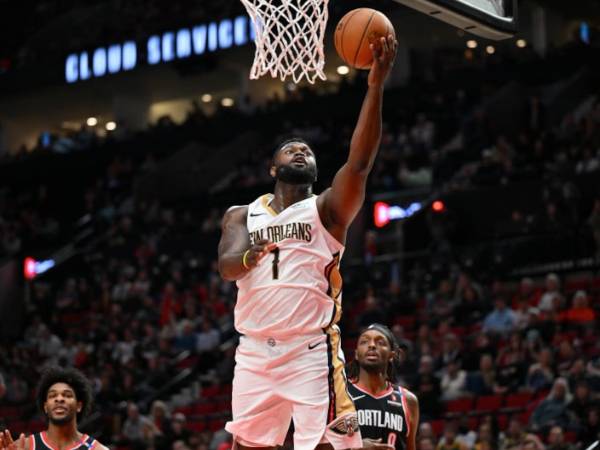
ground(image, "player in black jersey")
xmin=0 ymin=367 xmax=107 ymax=450
xmin=347 ymin=324 xmax=419 ymax=450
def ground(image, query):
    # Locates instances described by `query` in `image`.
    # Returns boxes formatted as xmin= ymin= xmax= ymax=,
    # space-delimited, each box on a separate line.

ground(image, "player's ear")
xmin=270 ymin=164 xmax=277 ymax=178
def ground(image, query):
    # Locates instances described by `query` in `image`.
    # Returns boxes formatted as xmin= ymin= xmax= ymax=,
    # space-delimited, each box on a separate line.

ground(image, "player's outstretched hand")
xmin=358 ymin=438 xmax=395 ymax=450
xmin=368 ymin=34 xmax=397 ymax=88
xmin=243 ymin=239 xmax=277 ymax=270
xmin=0 ymin=431 xmax=26 ymax=450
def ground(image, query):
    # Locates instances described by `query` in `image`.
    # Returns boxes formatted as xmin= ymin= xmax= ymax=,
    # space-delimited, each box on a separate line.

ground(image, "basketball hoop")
xmin=239 ymin=0 xmax=330 ymax=84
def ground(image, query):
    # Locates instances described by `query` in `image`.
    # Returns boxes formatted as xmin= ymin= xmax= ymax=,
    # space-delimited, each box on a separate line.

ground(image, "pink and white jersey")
xmin=235 ymin=194 xmax=344 ymax=338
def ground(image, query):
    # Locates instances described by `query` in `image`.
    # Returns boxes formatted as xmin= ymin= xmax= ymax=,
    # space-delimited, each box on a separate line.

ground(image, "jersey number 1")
xmin=270 ymin=248 xmax=280 ymax=280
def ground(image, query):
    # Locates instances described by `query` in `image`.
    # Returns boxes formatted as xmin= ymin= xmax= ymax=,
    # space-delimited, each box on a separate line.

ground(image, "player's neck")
xmin=46 ymin=422 xmax=82 ymax=448
xmin=271 ymin=182 xmax=313 ymax=212
xmin=358 ymin=369 xmax=389 ymax=395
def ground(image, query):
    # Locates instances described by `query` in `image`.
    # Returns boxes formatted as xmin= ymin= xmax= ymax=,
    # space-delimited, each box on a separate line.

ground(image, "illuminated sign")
xmin=65 ymin=16 xmax=254 ymax=83
xmin=374 ymin=201 xmax=423 ymax=228
xmin=24 ymin=257 xmax=56 ymax=280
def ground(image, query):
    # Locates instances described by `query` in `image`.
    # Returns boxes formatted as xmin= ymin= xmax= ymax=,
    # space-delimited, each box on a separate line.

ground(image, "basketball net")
xmin=239 ymin=0 xmax=330 ymax=84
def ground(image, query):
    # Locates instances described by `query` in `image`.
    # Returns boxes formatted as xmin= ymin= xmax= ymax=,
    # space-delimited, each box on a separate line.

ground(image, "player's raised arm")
xmin=0 ymin=431 xmax=28 ymax=450
xmin=318 ymin=35 xmax=397 ymax=239
xmin=218 ymin=206 xmax=275 ymax=281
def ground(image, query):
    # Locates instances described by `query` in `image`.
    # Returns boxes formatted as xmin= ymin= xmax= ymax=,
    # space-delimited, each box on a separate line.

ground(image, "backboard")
xmin=393 ymin=0 xmax=518 ymax=40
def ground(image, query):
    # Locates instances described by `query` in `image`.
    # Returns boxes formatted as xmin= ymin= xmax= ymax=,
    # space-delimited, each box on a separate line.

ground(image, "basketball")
xmin=334 ymin=8 xmax=396 ymax=70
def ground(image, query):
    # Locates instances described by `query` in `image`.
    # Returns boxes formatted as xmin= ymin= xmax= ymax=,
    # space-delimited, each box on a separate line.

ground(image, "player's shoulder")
xmin=93 ymin=441 xmax=110 ymax=450
xmin=222 ymin=205 xmax=249 ymax=222
xmin=395 ymin=385 xmax=418 ymax=405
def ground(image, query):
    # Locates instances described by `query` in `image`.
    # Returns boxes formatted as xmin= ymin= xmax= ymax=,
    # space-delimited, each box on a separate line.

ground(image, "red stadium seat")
xmin=394 ymin=315 xmax=416 ymax=329
xmin=429 ymin=420 xmax=445 ymax=437
xmin=445 ymin=397 xmax=473 ymax=413
xmin=188 ymin=420 xmax=206 ymax=432
xmin=497 ymin=414 xmax=509 ymax=431
xmin=503 ymin=392 xmax=533 ymax=410
xmin=220 ymin=383 xmax=233 ymax=396
xmin=474 ymin=394 xmax=503 ymax=412
xmin=468 ymin=416 xmax=479 ymax=431
xmin=202 ymin=385 xmax=221 ymax=397
xmin=564 ymin=431 xmax=577 ymax=443
xmin=195 ymin=402 xmax=218 ymax=415
xmin=209 ymin=419 xmax=226 ymax=431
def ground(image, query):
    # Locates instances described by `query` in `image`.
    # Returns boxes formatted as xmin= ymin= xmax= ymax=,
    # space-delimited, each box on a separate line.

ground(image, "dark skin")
xmin=0 ymin=383 xmax=108 ymax=450
xmin=219 ymin=35 xmax=397 ymax=283
xmin=354 ymin=330 xmax=420 ymax=450
xmin=218 ymin=35 xmax=397 ymax=450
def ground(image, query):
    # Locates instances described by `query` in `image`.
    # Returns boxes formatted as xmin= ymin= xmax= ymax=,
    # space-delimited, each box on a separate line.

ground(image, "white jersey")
xmin=235 ymin=193 xmax=344 ymax=338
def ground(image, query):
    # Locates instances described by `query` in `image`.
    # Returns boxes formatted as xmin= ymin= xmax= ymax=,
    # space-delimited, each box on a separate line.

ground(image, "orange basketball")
xmin=334 ymin=8 xmax=396 ymax=70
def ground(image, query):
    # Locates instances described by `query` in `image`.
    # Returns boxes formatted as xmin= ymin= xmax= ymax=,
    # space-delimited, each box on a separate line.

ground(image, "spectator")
xmin=530 ymin=378 xmax=572 ymax=432
xmin=499 ymin=417 xmax=544 ymax=450
xmin=414 ymin=355 xmax=442 ymax=420
xmin=538 ymin=274 xmax=563 ymax=313
xmin=196 ymin=318 xmax=220 ymax=353
xmin=496 ymin=333 xmax=527 ymax=392
xmin=437 ymin=333 xmax=462 ymax=371
xmin=437 ymin=422 xmax=468 ymax=450
xmin=420 ymin=437 xmax=437 ymax=450
xmin=441 ymin=357 xmax=468 ymax=401
xmin=512 ymin=277 xmax=541 ymax=307
xmin=567 ymin=380 xmax=596 ymax=424
xmin=560 ymin=290 xmax=595 ymax=326
xmin=122 ymin=402 xmax=158 ymax=450
xmin=527 ymin=347 xmax=556 ymax=391
xmin=482 ymin=297 xmax=516 ymax=336
xmin=165 ymin=413 xmax=192 ymax=449
xmin=467 ymin=354 xmax=501 ymax=396
xmin=546 ymin=426 xmax=572 ymax=450
xmin=578 ymin=408 xmax=600 ymax=447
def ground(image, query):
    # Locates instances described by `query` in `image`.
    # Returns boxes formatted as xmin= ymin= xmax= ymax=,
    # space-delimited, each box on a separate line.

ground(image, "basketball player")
xmin=347 ymin=324 xmax=419 ymax=450
xmin=218 ymin=35 xmax=398 ymax=450
xmin=0 ymin=367 xmax=107 ymax=450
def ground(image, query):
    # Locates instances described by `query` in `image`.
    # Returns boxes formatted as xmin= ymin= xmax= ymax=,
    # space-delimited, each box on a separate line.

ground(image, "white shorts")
xmin=225 ymin=326 xmax=362 ymax=450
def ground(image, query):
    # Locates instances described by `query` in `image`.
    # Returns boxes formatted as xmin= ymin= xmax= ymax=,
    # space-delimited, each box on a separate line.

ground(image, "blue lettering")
xmin=147 ymin=35 xmax=161 ymax=64
xmin=208 ymin=22 xmax=218 ymax=51
xmin=108 ymin=44 xmax=121 ymax=73
xmin=79 ymin=52 xmax=91 ymax=80
xmin=234 ymin=16 xmax=248 ymax=46
xmin=192 ymin=25 xmax=207 ymax=55
xmin=162 ymin=32 xmax=175 ymax=62
xmin=219 ymin=19 xmax=233 ymax=49
xmin=122 ymin=41 xmax=137 ymax=70
xmin=93 ymin=48 xmax=107 ymax=77
xmin=176 ymin=29 xmax=192 ymax=58
xmin=65 ymin=54 xmax=78 ymax=83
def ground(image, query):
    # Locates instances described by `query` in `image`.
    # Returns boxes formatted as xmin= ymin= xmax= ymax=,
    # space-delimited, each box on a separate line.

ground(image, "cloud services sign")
xmin=65 ymin=15 xmax=255 ymax=84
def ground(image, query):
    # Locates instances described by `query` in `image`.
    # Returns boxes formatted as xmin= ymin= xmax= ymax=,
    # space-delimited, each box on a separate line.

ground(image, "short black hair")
xmin=37 ymin=367 xmax=93 ymax=421
xmin=272 ymin=137 xmax=312 ymax=159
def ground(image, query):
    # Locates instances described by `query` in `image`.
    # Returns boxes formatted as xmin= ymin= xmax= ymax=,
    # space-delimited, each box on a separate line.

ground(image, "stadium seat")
xmin=194 ymin=402 xmax=217 ymax=415
xmin=445 ymin=397 xmax=473 ymax=413
xmin=497 ymin=414 xmax=508 ymax=431
xmin=429 ymin=420 xmax=445 ymax=437
xmin=394 ymin=315 xmax=416 ymax=329
xmin=187 ymin=420 xmax=207 ymax=432
xmin=202 ymin=385 xmax=221 ymax=397
xmin=474 ymin=394 xmax=503 ymax=413
xmin=209 ymin=419 xmax=226 ymax=431
xmin=503 ymin=392 xmax=533 ymax=410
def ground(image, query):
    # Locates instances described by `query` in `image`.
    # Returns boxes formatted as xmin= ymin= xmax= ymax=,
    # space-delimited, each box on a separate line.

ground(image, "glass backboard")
xmin=393 ymin=0 xmax=518 ymax=40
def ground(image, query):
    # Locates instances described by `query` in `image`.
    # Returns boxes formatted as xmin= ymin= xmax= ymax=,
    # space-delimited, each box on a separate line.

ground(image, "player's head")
xmin=37 ymin=367 xmax=93 ymax=425
xmin=270 ymin=138 xmax=318 ymax=185
xmin=348 ymin=323 xmax=401 ymax=382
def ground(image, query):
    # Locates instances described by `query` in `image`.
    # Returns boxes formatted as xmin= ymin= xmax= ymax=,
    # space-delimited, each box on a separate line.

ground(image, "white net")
xmin=239 ymin=0 xmax=330 ymax=84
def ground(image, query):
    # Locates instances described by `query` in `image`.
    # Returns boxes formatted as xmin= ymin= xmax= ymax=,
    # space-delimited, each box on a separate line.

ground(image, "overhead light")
xmin=486 ymin=45 xmax=495 ymax=54
xmin=466 ymin=40 xmax=478 ymax=49
xmin=86 ymin=117 xmax=98 ymax=126
xmin=221 ymin=97 xmax=234 ymax=107
xmin=105 ymin=121 xmax=116 ymax=131
xmin=516 ymin=39 xmax=527 ymax=48
xmin=201 ymin=94 xmax=212 ymax=103
xmin=336 ymin=65 xmax=350 ymax=75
